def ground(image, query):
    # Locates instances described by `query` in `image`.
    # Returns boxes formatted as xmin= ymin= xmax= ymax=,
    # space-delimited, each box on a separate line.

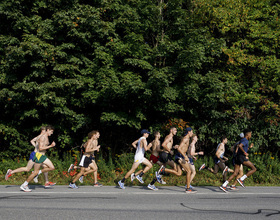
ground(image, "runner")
xmin=139 ymin=131 xmax=166 ymax=190
xmin=187 ymin=134 xmax=204 ymax=189
xmin=69 ymin=130 xmax=101 ymax=189
xmin=220 ymin=129 xmax=256 ymax=192
xmin=5 ymin=126 xmax=46 ymax=181
xmin=118 ymin=129 xmax=153 ymax=189
xmin=155 ymin=127 xmax=179 ymax=178
xmin=20 ymin=125 xmax=56 ymax=192
xmin=228 ymin=133 xmax=244 ymax=190
xmin=199 ymin=136 xmax=234 ymax=182
xmin=68 ymin=144 xmax=102 ymax=187
xmin=157 ymin=127 xmax=196 ymax=193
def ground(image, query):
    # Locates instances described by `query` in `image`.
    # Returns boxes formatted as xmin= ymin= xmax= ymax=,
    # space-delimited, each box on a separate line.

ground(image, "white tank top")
xmin=135 ymin=137 xmax=146 ymax=157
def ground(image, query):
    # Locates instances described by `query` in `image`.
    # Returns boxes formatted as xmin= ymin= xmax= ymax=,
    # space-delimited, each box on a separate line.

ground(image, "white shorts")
xmin=134 ymin=154 xmax=145 ymax=164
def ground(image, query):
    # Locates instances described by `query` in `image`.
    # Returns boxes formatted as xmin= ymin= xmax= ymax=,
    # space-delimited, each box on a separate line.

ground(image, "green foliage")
xmin=0 ymin=0 xmax=279 ymax=157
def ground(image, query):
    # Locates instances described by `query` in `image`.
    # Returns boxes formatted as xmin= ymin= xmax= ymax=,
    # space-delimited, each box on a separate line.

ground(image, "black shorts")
xmin=235 ymin=154 xmax=248 ymax=165
xmin=79 ymin=155 xmax=92 ymax=168
xmin=159 ymin=152 xmax=173 ymax=164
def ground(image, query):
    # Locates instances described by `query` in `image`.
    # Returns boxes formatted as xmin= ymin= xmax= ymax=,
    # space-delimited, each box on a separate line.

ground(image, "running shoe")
xmin=155 ymin=171 xmax=162 ymax=184
xmin=222 ymin=166 xmax=228 ymax=175
xmin=147 ymin=184 xmax=158 ymax=191
xmin=237 ymin=178 xmax=245 ymax=188
xmin=32 ymin=171 xmax=39 ymax=183
xmin=219 ymin=185 xmax=228 ymax=193
xmin=185 ymin=185 xmax=194 ymax=189
xmin=79 ymin=175 xmax=84 ymax=183
xmin=45 ymin=182 xmax=56 ymax=188
xmin=93 ymin=182 xmax=103 ymax=187
xmin=118 ymin=180 xmax=125 ymax=189
xmin=131 ymin=173 xmax=136 ymax=182
xmin=20 ymin=184 xmax=32 ymax=192
xmin=68 ymin=164 xmax=75 ymax=173
xmin=69 ymin=183 xmax=79 ymax=189
xmin=136 ymin=175 xmax=144 ymax=184
xmin=229 ymin=185 xmax=239 ymax=190
xmin=5 ymin=169 xmax=12 ymax=181
xmin=185 ymin=188 xmax=197 ymax=193
xmin=158 ymin=165 xmax=165 ymax=175
xmin=199 ymin=163 xmax=206 ymax=171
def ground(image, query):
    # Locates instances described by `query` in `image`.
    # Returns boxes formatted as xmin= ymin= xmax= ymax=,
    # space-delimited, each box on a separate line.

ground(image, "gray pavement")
xmin=0 ymin=185 xmax=279 ymax=220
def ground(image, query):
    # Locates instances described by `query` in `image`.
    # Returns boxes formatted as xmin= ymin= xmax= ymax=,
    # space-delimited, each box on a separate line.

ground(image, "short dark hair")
xmin=243 ymin=129 xmax=252 ymax=136
xmin=154 ymin=131 xmax=160 ymax=136
xmin=40 ymin=126 xmax=46 ymax=131
xmin=221 ymin=135 xmax=227 ymax=142
xmin=46 ymin=125 xmax=54 ymax=131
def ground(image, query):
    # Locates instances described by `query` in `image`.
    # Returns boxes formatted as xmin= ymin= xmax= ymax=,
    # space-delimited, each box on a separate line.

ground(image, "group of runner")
xmin=5 ymin=125 xmax=256 ymax=193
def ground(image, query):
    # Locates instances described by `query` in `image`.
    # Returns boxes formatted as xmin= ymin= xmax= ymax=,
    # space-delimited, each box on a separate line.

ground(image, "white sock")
xmin=38 ymin=170 xmax=42 ymax=175
xmin=222 ymin=180 xmax=229 ymax=187
xmin=23 ymin=181 xmax=28 ymax=187
xmin=240 ymin=175 xmax=247 ymax=181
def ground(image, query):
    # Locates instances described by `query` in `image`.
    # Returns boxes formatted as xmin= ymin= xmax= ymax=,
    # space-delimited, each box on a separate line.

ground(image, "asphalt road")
xmin=0 ymin=185 xmax=279 ymax=220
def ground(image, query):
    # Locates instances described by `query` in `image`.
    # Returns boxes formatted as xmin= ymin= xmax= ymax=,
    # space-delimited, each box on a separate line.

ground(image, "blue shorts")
xmin=214 ymin=157 xmax=220 ymax=164
xmin=188 ymin=157 xmax=194 ymax=165
xmin=29 ymin=151 xmax=36 ymax=161
xmin=175 ymin=153 xmax=184 ymax=164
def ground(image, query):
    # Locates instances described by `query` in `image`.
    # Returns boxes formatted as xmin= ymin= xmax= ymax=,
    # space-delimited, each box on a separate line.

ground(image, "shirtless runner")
xmin=20 ymin=125 xmax=56 ymax=192
xmin=5 ymin=126 xmax=46 ymax=181
xmin=187 ymin=134 xmax=204 ymax=189
xmin=157 ymin=127 xmax=196 ymax=193
xmin=69 ymin=130 xmax=101 ymax=189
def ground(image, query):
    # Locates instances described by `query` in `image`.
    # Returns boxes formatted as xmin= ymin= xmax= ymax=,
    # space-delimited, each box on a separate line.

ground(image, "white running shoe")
xmin=118 ymin=180 xmax=125 ymax=189
xmin=32 ymin=171 xmax=39 ymax=183
xmin=222 ymin=166 xmax=228 ymax=175
xmin=136 ymin=175 xmax=144 ymax=184
xmin=79 ymin=175 xmax=84 ymax=183
xmin=131 ymin=173 xmax=136 ymax=182
xmin=199 ymin=163 xmax=206 ymax=171
xmin=69 ymin=183 xmax=79 ymax=189
xmin=158 ymin=165 xmax=165 ymax=175
xmin=5 ymin=169 xmax=12 ymax=181
xmin=68 ymin=164 xmax=74 ymax=173
xmin=148 ymin=184 xmax=158 ymax=191
xmin=20 ymin=184 xmax=32 ymax=192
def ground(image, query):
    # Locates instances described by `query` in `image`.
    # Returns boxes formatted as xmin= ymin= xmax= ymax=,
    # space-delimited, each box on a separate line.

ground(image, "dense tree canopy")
xmin=0 ymin=0 xmax=279 ymax=158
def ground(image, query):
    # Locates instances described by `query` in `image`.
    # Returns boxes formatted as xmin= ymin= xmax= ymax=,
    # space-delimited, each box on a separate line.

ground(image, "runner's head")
xmin=45 ymin=125 xmax=54 ymax=136
xmin=185 ymin=127 xmax=193 ymax=136
xmin=221 ymin=135 xmax=227 ymax=144
xmin=88 ymin=130 xmax=100 ymax=139
xmin=154 ymin=131 xmax=160 ymax=139
xmin=191 ymin=134 xmax=198 ymax=143
xmin=243 ymin=129 xmax=252 ymax=139
xmin=141 ymin=129 xmax=150 ymax=138
xmin=170 ymin=127 xmax=177 ymax=135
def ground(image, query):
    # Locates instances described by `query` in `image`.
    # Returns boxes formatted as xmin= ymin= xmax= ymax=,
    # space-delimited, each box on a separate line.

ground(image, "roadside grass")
xmin=1 ymin=151 xmax=279 ymax=187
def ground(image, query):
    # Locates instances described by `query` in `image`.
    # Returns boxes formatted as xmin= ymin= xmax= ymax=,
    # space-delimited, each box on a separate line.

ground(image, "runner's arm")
xmin=132 ymin=139 xmax=138 ymax=149
xmin=30 ymin=135 xmax=40 ymax=147
xmin=142 ymin=139 xmax=149 ymax=151
xmin=238 ymin=143 xmax=248 ymax=156
xmin=162 ymin=136 xmax=172 ymax=152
